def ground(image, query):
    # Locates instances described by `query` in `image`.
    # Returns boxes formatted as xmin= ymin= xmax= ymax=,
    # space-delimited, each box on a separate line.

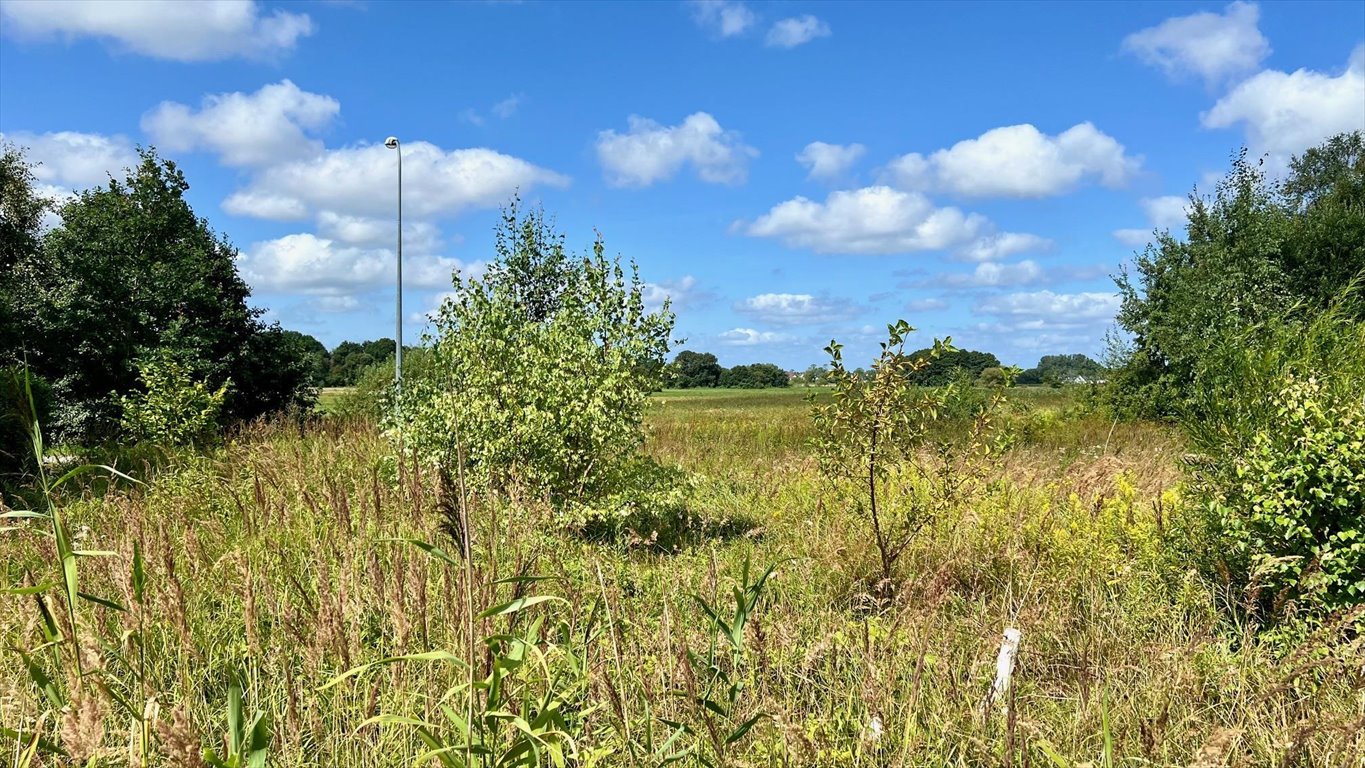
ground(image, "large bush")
xmin=400 ymin=204 xmax=674 ymax=505
xmin=1182 ymin=295 xmax=1365 ymax=619
xmin=118 ymin=351 xmax=228 ymax=446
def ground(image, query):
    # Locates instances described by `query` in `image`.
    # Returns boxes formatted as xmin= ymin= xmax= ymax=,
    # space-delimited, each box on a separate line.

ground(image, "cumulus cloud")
xmin=1201 ymin=46 xmax=1365 ymax=160
xmin=0 ymin=130 xmax=138 ymax=189
xmin=907 ymin=298 xmax=949 ymax=312
xmin=1113 ymin=195 xmax=1191 ymax=246
xmin=0 ymin=0 xmax=313 ymax=61
xmin=224 ymin=141 xmax=568 ymax=221
xmin=690 ymin=0 xmax=755 ymax=38
xmin=735 ymin=293 xmax=859 ymax=325
xmin=239 ymin=233 xmax=470 ymax=296
xmin=596 ymin=112 xmax=757 ymax=187
xmin=142 ymin=80 xmax=339 ymax=167
xmin=955 ymin=232 xmax=1052 ymax=262
xmin=719 ymin=327 xmax=793 ymax=346
xmin=766 ymin=15 xmax=830 ymax=48
xmin=796 ymin=141 xmax=865 ymax=181
xmin=742 ymin=186 xmax=986 ymax=254
xmin=976 ymin=290 xmax=1121 ymax=326
xmin=886 ymin=122 xmax=1140 ymax=199
xmin=1122 ymin=1 xmax=1270 ymax=85
xmin=641 ymin=275 xmax=705 ymax=311
xmin=941 ymin=260 xmax=1045 ymax=288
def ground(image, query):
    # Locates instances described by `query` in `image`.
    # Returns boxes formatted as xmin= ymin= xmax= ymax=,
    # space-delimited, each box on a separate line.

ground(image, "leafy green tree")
xmin=1 ymin=146 xmax=49 ymax=370
xmin=665 ymin=350 xmax=723 ymax=388
xmin=1112 ymin=132 xmax=1364 ymax=418
xmin=402 ymin=202 xmax=674 ymax=505
xmin=904 ymin=348 xmax=1000 ymax=386
xmin=14 ymin=148 xmax=312 ymax=440
xmin=719 ymin=363 xmax=789 ymax=388
xmin=281 ymin=330 xmax=328 ymax=388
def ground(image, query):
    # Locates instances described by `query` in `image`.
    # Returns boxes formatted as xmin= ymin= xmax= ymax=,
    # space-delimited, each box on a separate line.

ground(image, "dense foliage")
xmin=719 ymin=362 xmax=789 ymax=389
xmin=664 ymin=350 xmax=723 ymax=388
xmin=1015 ymin=354 xmax=1105 ymax=386
xmin=1111 ymin=131 xmax=1364 ymax=419
xmin=117 ymin=350 xmax=228 ymax=446
xmin=401 ymin=203 xmax=675 ymax=505
xmin=0 ymin=146 xmax=315 ymax=446
xmin=904 ymin=347 xmax=1000 ymax=386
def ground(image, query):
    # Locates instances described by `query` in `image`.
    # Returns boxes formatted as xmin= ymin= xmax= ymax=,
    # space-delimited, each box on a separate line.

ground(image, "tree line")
xmin=673 ymin=348 xmax=1105 ymax=390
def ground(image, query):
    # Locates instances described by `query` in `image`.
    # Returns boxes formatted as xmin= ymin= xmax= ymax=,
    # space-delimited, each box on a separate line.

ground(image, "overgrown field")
xmin=3 ymin=389 xmax=1362 ymax=766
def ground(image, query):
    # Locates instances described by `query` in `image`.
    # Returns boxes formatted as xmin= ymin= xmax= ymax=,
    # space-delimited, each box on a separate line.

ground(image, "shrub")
xmin=1203 ymin=376 xmax=1364 ymax=614
xmin=0 ymin=366 xmax=52 ymax=480
xmin=1182 ymin=291 xmax=1365 ymax=619
xmin=118 ymin=351 xmax=228 ymax=446
xmin=400 ymin=203 xmax=674 ymax=506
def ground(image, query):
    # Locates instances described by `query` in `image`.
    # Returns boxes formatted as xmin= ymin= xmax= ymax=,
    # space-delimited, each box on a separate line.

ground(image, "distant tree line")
xmin=667 ymin=347 xmax=1107 ymax=390
xmin=664 ymin=351 xmax=790 ymax=389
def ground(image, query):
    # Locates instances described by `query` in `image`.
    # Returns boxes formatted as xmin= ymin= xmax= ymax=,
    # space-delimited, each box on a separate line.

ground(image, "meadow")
xmin=2 ymin=387 xmax=1362 ymax=767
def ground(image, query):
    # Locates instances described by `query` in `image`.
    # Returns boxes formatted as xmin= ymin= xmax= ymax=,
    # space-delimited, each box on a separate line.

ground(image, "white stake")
xmin=980 ymin=627 xmax=1022 ymax=716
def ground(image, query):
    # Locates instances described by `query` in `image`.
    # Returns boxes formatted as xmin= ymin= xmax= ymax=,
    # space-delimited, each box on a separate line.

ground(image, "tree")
xmin=1 ymin=145 xmax=49 ymax=369
xmin=17 ymin=149 xmax=312 ymax=440
xmin=666 ymin=351 xmax=723 ymax=388
xmin=402 ymin=202 xmax=674 ymax=505
xmin=1021 ymin=354 xmax=1106 ymax=386
xmin=1112 ymin=132 xmax=1364 ymax=418
xmin=904 ymin=348 xmax=1000 ymax=386
xmin=719 ymin=363 xmax=789 ymax=388
xmin=282 ymin=330 xmax=329 ymax=388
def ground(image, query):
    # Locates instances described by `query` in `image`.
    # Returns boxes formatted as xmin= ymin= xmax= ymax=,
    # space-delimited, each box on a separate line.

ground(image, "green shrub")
xmin=1206 ymin=375 xmax=1364 ymax=613
xmin=1183 ymin=292 xmax=1365 ymax=619
xmin=0 ymin=366 xmax=51 ymax=480
xmin=400 ymin=203 xmax=674 ymax=507
xmin=118 ymin=351 xmax=228 ymax=446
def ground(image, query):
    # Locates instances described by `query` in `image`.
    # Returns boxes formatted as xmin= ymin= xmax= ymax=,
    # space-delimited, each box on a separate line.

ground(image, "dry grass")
xmin=2 ymin=389 xmax=1362 ymax=766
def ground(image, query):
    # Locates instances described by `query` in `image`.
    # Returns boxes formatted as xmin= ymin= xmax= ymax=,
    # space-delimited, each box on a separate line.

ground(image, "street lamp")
xmin=385 ymin=136 xmax=402 ymax=397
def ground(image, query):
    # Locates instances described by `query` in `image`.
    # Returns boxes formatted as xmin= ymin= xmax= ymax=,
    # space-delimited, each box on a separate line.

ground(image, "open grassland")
xmin=3 ymin=389 xmax=1362 ymax=766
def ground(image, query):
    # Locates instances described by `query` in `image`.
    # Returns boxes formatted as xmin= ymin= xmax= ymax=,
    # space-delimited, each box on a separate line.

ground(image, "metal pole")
xmin=395 ymin=141 xmax=403 ymax=398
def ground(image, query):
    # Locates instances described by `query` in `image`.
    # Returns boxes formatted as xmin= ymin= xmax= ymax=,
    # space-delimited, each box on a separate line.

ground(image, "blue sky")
xmin=2 ymin=0 xmax=1362 ymax=368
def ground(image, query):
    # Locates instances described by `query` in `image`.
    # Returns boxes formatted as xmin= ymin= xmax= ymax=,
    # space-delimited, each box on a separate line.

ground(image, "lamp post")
xmin=384 ymin=136 xmax=403 ymax=397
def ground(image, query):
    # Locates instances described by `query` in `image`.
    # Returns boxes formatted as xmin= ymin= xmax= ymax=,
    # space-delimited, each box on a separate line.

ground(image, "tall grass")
xmin=1 ymin=391 xmax=1361 ymax=765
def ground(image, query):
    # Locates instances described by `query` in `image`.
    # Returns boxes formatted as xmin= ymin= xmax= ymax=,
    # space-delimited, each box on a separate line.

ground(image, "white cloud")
xmin=1122 ymin=1 xmax=1270 ymax=85
xmin=942 ymin=260 xmax=1044 ymax=288
xmin=796 ymin=141 xmax=865 ymax=181
xmin=886 ymin=122 xmax=1140 ymax=198
xmin=642 ymin=275 xmax=703 ymax=311
xmin=0 ymin=130 xmax=138 ymax=189
xmin=766 ymin=15 xmax=830 ymax=48
xmin=1201 ymin=46 xmax=1365 ymax=160
xmin=224 ymin=141 xmax=569 ymax=221
xmin=1113 ymin=195 xmax=1190 ymax=246
xmin=742 ymin=185 xmax=987 ymax=254
xmin=491 ymin=94 xmax=522 ymax=119
xmin=719 ymin=327 xmax=793 ymax=346
xmin=735 ymin=293 xmax=859 ymax=325
xmin=956 ymin=232 xmax=1052 ymax=262
xmin=0 ymin=0 xmax=312 ymax=62
xmin=141 ymin=80 xmax=339 ymax=167
xmin=596 ymin=112 xmax=757 ymax=187
xmin=976 ymin=290 xmax=1121 ymax=326
xmin=312 ymin=295 xmax=362 ymax=313
xmin=907 ymin=298 xmax=949 ymax=312
xmin=691 ymin=0 xmax=755 ymax=38
xmin=239 ymin=233 xmax=475 ymax=298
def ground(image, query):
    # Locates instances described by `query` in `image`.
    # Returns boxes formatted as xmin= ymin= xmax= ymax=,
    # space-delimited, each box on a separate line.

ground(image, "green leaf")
xmin=477 ymin=595 xmax=567 ymax=619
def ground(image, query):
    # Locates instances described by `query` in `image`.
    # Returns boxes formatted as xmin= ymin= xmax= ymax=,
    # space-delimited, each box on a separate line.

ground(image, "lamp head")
xmin=384 ymin=136 xmax=399 ymax=150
